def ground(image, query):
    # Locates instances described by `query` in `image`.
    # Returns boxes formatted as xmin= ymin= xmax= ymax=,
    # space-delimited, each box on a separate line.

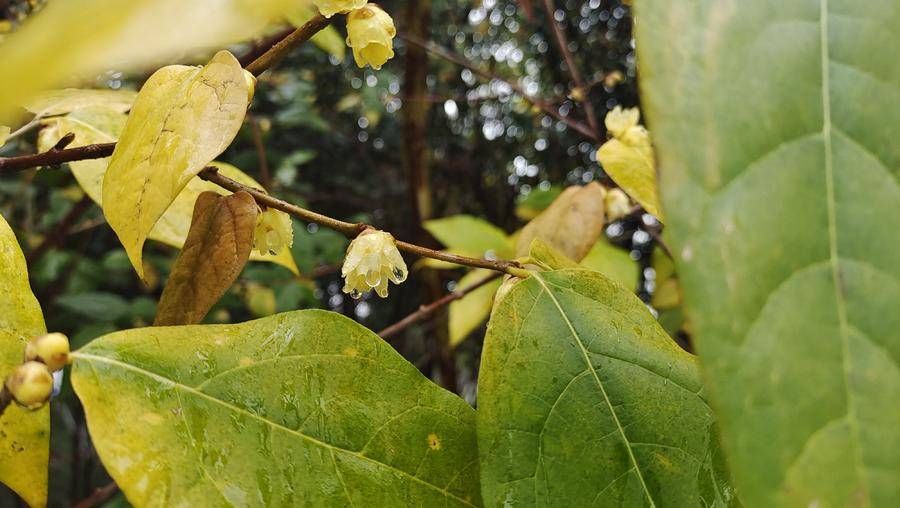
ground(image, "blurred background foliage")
xmin=0 ymin=0 xmax=680 ymax=505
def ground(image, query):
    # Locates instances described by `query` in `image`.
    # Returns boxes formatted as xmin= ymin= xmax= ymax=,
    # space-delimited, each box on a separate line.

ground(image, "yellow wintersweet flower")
xmin=313 ymin=0 xmax=368 ymax=18
xmin=342 ymin=229 xmax=407 ymax=298
xmin=346 ymin=4 xmax=396 ymax=70
xmin=253 ymin=208 xmax=294 ymax=255
xmin=604 ymin=105 xmax=641 ymax=139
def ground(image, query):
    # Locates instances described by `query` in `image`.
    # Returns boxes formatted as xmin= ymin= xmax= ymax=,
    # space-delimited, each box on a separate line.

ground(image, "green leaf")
xmin=0 ymin=213 xmax=48 ymax=507
xmin=477 ymin=269 xmax=733 ymax=506
xmin=71 ymin=310 xmax=481 ymax=506
xmin=637 ymin=1 xmax=900 ymax=505
xmin=580 ymin=237 xmax=639 ymax=290
xmin=424 ymin=215 xmax=514 ymax=259
xmin=102 ymin=51 xmax=252 ymax=279
xmin=55 ymin=292 xmax=130 ymax=322
xmin=449 ymin=269 xmax=502 ymax=347
xmin=0 ymin=0 xmax=295 ymax=123
xmin=597 ymin=139 xmax=663 ymax=219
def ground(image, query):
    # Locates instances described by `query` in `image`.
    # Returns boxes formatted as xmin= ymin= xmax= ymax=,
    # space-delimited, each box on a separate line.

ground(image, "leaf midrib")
xmin=72 ymin=351 xmax=477 ymax=507
xmin=531 ymin=273 xmax=656 ymax=506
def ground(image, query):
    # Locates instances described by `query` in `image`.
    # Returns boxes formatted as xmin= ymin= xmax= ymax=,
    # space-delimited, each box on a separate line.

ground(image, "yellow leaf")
xmin=0 ymin=0 xmax=295 ymax=123
xmin=449 ymin=269 xmax=502 ymax=346
xmin=102 ymin=51 xmax=252 ymax=279
xmin=516 ymin=183 xmax=607 ymax=262
xmin=0 ymin=213 xmax=48 ymax=507
xmin=597 ymin=137 xmax=664 ymax=219
xmin=155 ymin=192 xmax=258 ymax=326
xmin=580 ymin=237 xmax=639 ymax=289
xmin=37 ymin=112 xmax=298 ymax=274
xmin=0 ymin=125 xmax=9 ymax=147
xmin=24 ymin=88 xmax=137 ymax=118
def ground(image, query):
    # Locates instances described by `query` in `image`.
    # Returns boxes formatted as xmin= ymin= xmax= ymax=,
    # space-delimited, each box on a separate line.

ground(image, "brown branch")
xmin=245 ymin=14 xmax=332 ymax=77
xmin=0 ymin=142 xmax=115 ymax=173
xmin=400 ymin=32 xmax=600 ymax=142
xmin=238 ymin=25 xmax=296 ymax=68
xmin=541 ymin=0 xmax=601 ymax=136
xmin=199 ymin=167 xmax=526 ymax=275
xmin=379 ymin=272 xmax=502 ymax=339
xmin=73 ymin=481 xmax=119 ymax=508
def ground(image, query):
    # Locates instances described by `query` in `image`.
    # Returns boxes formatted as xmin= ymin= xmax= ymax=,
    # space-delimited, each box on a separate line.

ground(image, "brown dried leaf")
xmin=154 ymin=191 xmax=258 ymax=326
xmin=515 ymin=182 xmax=606 ymax=262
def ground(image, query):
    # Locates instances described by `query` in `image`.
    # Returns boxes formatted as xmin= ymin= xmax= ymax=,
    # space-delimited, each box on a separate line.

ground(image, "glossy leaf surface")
xmin=478 ymin=269 xmax=732 ymax=506
xmin=72 ymin=310 xmax=481 ymax=506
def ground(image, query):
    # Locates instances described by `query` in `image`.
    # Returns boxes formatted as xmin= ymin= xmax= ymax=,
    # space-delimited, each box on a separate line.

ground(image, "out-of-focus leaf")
xmin=0 ymin=0 xmax=297 ymax=122
xmin=245 ymin=282 xmax=278 ymax=318
xmin=24 ymin=88 xmax=136 ymax=118
xmin=284 ymin=5 xmax=346 ymax=60
xmin=71 ymin=310 xmax=481 ymax=506
xmin=155 ymin=192 xmax=258 ymax=326
xmin=0 ymin=125 xmax=9 ymax=147
xmin=478 ymin=269 xmax=733 ymax=506
xmin=0 ymin=213 xmax=48 ymax=507
xmin=515 ymin=185 xmax=562 ymax=220
xmin=424 ymin=215 xmax=513 ymax=258
xmin=449 ymin=269 xmax=501 ymax=347
xmin=652 ymin=277 xmax=681 ymax=310
xmin=516 ymin=183 xmax=606 ymax=262
xmin=580 ymin=237 xmax=639 ymax=289
xmin=55 ymin=292 xmax=130 ymax=322
xmin=102 ymin=51 xmax=252 ymax=279
xmin=597 ymin=138 xmax=663 ymax=219
xmin=638 ymin=1 xmax=900 ymax=504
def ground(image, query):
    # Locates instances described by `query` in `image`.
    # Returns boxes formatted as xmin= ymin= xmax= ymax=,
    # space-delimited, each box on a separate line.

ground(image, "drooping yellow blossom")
xmin=341 ymin=229 xmax=407 ymax=298
xmin=604 ymin=188 xmax=632 ymax=221
xmin=253 ymin=208 xmax=294 ymax=256
xmin=313 ymin=0 xmax=368 ymax=18
xmin=346 ymin=4 xmax=396 ymax=70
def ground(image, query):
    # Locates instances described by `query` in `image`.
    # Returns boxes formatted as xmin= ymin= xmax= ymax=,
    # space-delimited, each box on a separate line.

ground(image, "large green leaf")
xmin=637 ymin=1 xmax=900 ymax=505
xmin=0 ymin=213 xmax=48 ymax=507
xmin=477 ymin=269 xmax=733 ymax=506
xmin=71 ymin=310 xmax=481 ymax=506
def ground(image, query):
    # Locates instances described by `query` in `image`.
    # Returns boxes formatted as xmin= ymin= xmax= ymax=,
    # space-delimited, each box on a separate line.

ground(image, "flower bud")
xmin=5 ymin=362 xmax=53 ymax=410
xmin=604 ymin=188 xmax=632 ymax=222
xmin=341 ymin=230 xmax=407 ymax=298
xmin=253 ymin=208 xmax=294 ymax=256
xmin=313 ymin=0 xmax=368 ymax=18
xmin=24 ymin=332 xmax=70 ymax=372
xmin=346 ymin=4 xmax=396 ymax=70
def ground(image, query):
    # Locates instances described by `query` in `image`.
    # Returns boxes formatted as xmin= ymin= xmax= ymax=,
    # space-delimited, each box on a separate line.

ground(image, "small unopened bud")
xmin=24 ymin=332 xmax=70 ymax=372
xmin=569 ymin=87 xmax=586 ymax=102
xmin=604 ymin=188 xmax=632 ymax=222
xmin=346 ymin=4 xmax=396 ymax=70
xmin=5 ymin=362 xmax=53 ymax=410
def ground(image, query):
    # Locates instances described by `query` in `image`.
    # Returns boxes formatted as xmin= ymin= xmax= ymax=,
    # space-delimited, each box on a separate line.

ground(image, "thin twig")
xmin=245 ymin=14 xmax=332 ymax=77
xmin=0 ymin=142 xmax=115 ymax=173
xmin=237 ymin=25 xmax=297 ymax=68
xmin=248 ymin=116 xmax=271 ymax=190
xmin=400 ymin=33 xmax=600 ymax=142
xmin=541 ymin=0 xmax=601 ymax=136
xmin=379 ymin=272 xmax=502 ymax=339
xmin=199 ymin=167 xmax=526 ymax=275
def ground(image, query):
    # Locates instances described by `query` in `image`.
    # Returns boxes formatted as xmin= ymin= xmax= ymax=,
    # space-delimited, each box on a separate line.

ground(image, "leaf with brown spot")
xmin=154 ymin=191 xmax=258 ymax=326
xmin=515 ymin=182 xmax=606 ymax=262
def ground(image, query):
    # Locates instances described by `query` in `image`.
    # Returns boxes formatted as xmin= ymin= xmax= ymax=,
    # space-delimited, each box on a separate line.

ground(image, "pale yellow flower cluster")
xmin=253 ymin=208 xmax=294 ymax=256
xmin=341 ymin=230 xmax=408 ymax=298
